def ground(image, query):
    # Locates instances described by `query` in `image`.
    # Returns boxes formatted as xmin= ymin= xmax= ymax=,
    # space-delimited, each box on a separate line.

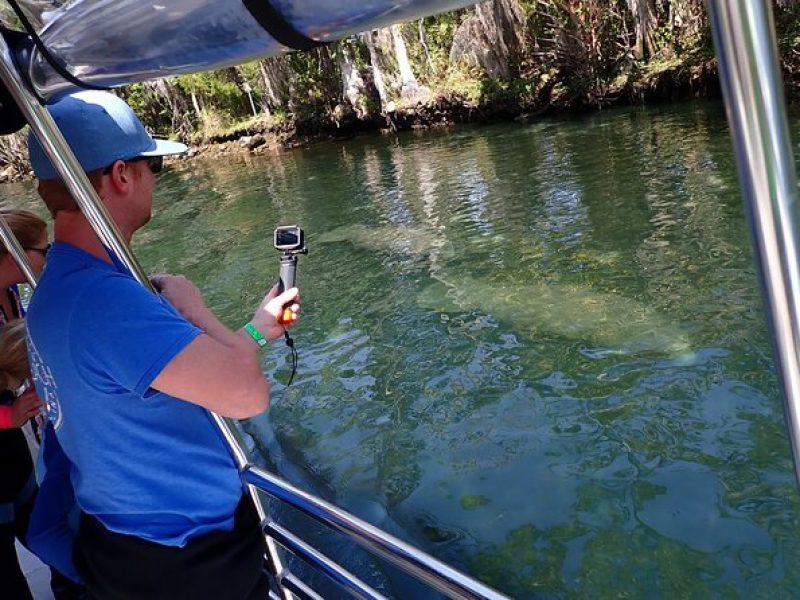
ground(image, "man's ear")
xmin=106 ymin=160 xmax=133 ymax=193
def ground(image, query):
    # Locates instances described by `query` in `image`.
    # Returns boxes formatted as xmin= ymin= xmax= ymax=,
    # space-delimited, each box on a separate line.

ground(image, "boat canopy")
xmin=2 ymin=0 xmax=477 ymax=99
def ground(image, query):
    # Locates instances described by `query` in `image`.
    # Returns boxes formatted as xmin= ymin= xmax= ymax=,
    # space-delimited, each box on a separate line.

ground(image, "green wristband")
xmin=244 ymin=322 xmax=268 ymax=347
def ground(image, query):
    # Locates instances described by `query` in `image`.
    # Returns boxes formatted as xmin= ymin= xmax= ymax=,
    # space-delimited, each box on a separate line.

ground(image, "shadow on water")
xmin=4 ymin=100 xmax=800 ymax=598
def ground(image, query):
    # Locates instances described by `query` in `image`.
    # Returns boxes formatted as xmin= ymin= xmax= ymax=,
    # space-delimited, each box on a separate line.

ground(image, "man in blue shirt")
xmin=25 ymin=91 xmax=300 ymax=599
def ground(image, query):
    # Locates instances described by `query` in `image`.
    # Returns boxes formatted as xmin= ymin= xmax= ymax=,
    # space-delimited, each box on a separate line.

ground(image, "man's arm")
xmin=150 ymin=275 xmax=300 ymax=419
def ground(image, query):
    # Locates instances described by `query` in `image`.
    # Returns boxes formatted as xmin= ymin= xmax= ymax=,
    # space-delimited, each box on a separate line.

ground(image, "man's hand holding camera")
xmin=152 ymin=225 xmax=304 ymax=351
xmin=253 ymin=284 xmax=301 ymax=341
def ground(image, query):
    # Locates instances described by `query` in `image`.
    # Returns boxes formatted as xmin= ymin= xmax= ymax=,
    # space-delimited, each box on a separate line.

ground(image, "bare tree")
xmin=151 ymin=79 xmax=193 ymax=137
xmin=258 ymin=57 xmax=291 ymax=113
xmin=391 ymin=25 xmax=430 ymax=105
xmin=667 ymin=0 xmax=707 ymax=50
xmin=362 ymin=28 xmax=396 ymax=112
xmin=451 ymin=0 xmax=526 ymax=79
xmin=625 ymin=0 xmax=658 ymax=60
xmin=338 ymin=42 xmax=371 ymax=119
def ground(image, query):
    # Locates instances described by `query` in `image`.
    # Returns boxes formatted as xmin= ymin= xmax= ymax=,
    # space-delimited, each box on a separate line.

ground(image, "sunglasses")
xmin=102 ymin=155 xmax=164 ymax=175
xmin=25 ymin=243 xmax=51 ymax=257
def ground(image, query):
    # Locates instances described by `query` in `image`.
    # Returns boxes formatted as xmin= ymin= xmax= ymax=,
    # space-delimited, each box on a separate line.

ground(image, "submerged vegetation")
xmin=3 ymin=0 xmax=800 ymax=178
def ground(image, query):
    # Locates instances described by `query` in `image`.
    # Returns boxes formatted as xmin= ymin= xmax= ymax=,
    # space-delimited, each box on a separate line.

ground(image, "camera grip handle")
xmin=277 ymin=255 xmax=298 ymax=325
xmin=278 ymin=255 xmax=297 ymax=292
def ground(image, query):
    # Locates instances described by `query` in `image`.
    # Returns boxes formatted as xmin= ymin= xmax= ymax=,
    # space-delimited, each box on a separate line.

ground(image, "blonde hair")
xmin=0 ymin=319 xmax=28 ymax=391
xmin=0 ymin=208 xmax=47 ymax=256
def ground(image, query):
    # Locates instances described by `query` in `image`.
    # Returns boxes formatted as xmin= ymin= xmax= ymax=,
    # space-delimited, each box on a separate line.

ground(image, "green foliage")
xmin=119 ymin=84 xmax=177 ymax=138
xmin=414 ymin=14 xmax=465 ymax=80
xmin=0 ymin=6 xmax=22 ymax=29
xmin=175 ymin=69 xmax=250 ymax=122
xmin=286 ymin=46 xmax=343 ymax=123
xmin=107 ymin=1 xmax=740 ymax=140
xmin=777 ymin=2 xmax=800 ymax=77
xmin=440 ymin=65 xmax=486 ymax=103
xmin=481 ymin=77 xmax=540 ymax=106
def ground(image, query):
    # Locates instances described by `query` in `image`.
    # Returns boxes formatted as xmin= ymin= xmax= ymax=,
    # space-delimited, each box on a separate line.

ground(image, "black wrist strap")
xmin=241 ymin=0 xmax=326 ymax=51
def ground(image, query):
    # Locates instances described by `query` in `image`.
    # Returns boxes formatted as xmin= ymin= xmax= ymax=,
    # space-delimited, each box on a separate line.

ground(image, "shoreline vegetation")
xmin=1 ymin=0 xmax=798 ymax=182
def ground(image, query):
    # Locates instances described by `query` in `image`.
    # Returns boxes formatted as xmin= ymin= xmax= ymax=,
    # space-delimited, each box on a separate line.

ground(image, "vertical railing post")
xmin=0 ymin=32 xmax=293 ymax=599
xmin=707 ymin=0 xmax=800 ymax=487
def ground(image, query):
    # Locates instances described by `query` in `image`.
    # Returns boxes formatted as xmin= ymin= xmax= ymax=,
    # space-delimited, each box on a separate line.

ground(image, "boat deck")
xmin=17 ymin=540 xmax=54 ymax=599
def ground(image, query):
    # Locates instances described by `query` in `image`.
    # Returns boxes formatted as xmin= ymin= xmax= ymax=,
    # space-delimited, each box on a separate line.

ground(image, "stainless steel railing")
xmin=245 ymin=466 xmax=508 ymax=600
xmin=707 ymin=0 xmax=800 ymax=487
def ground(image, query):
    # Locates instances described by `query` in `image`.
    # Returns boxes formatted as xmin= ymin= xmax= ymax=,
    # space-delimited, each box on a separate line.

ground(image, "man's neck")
xmin=53 ymin=213 xmax=131 ymax=263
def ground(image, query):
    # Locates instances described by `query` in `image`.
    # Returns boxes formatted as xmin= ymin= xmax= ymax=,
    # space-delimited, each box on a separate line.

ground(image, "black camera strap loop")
xmin=283 ymin=329 xmax=298 ymax=386
xmin=241 ymin=0 xmax=326 ymax=52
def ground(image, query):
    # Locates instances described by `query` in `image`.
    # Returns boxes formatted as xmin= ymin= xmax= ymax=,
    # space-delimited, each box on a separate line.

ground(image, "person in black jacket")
xmin=0 ymin=208 xmax=86 ymax=599
xmin=0 ymin=319 xmax=41 ymax=599
xmin=0 ymin=207 xmax=47 ymax=600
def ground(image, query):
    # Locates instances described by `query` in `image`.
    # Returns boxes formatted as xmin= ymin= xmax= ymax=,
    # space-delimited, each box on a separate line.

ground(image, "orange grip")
xmin=279 ymin=307 xmax=295 ymax=325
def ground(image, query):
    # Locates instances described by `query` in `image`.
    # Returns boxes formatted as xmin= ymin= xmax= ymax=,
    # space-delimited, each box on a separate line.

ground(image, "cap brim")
xmin=140 ymin=139 xmax=187 ymax=157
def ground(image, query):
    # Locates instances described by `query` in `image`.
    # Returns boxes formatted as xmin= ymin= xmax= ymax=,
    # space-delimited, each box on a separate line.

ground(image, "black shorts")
xmin=74 ymin=496 xmax=269 ymax=600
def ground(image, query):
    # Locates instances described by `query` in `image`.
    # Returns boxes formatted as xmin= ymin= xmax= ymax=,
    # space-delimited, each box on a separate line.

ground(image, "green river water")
xmin=4 ymin=100 xmax=800 ymax=598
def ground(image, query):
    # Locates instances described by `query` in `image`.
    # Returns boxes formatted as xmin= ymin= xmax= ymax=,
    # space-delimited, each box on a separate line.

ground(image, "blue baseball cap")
xmin=28 ymin=90 xmax=187 ymax=180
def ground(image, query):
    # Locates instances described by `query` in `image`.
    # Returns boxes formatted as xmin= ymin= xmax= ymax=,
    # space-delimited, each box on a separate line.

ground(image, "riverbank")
xmin=0 ymin=55 xmax=721 ymax=182
xmin=185 ymin=56 xmax=721 ymax=161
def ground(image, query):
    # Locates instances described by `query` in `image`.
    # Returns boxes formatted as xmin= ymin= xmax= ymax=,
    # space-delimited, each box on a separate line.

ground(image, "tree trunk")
xmin=190 ymin=90 xmax=202 ymax=118
xmin=451 ymin=0 xmax=525 ymax=80
xmin=418 ymin=19 xmax=436 ymax=75
xmin=667 ymin=0 xmax=707 ymax=49
xmin=474 ymin=0 xmax=525 ymax=78
xmin=391 ymin=25 xmax=430 ymax=105
xmin=338 ymin=42 xmax=370 ymax=119
xmin=258 ymin=57 xmax=290 ymax=112
xmin=625 ymin=0 xmax=657 ymax=60
xmin=362 ymin=29 xmax=395 ymax=112
xmin=150 ymin=80 xmax=192 ymax=137
xmin=391 ymin=25 xmax=417 ymax=88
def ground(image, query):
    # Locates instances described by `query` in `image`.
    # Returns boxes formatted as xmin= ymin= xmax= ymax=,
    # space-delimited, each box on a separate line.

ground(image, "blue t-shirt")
xmin=26 ymin=242 xmax=244 ymax=546
xmin=28 ymin=422 xmax=82 ymax=583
